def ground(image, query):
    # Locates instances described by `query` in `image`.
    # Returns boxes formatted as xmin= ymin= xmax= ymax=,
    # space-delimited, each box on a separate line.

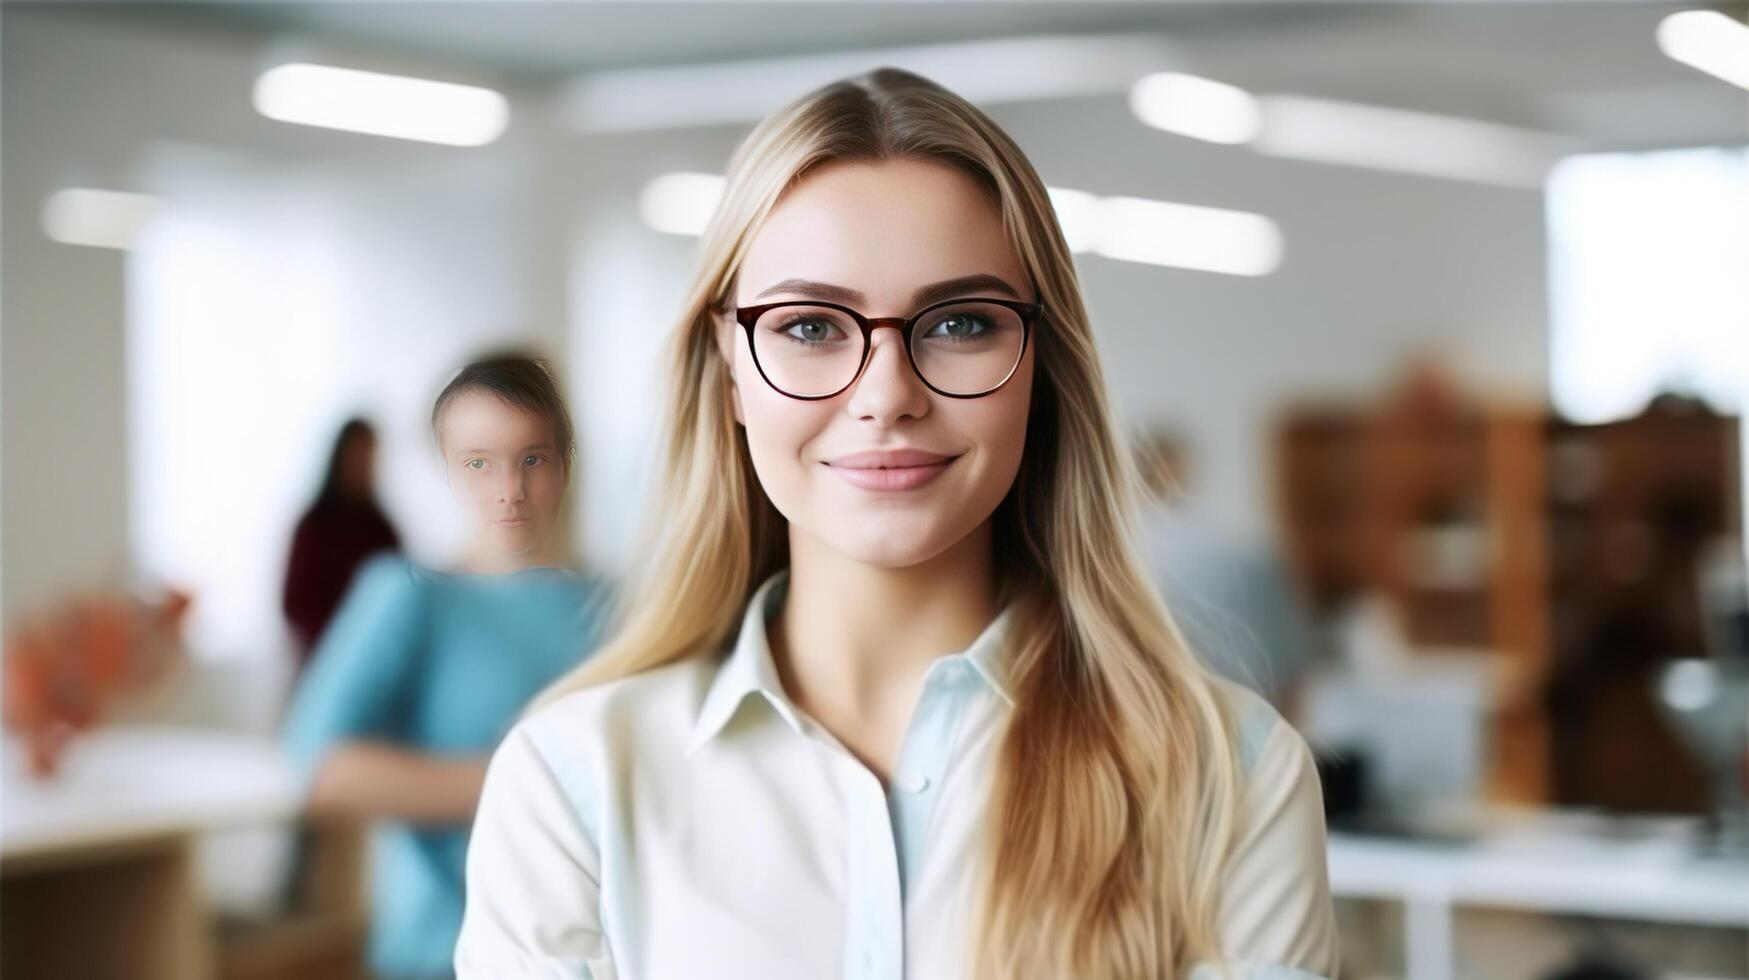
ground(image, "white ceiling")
xmin=149 ymin=1 xmax=1749 ymax=149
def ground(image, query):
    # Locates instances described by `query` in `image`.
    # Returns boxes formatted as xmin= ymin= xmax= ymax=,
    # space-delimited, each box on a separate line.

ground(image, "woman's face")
xmin=719 ymin=157 xmax=1036 ymax=569
xmin=438 ymin=390 xmax=567 ymax=560
xmin=337 ymin=432 xmax=376 ymax=498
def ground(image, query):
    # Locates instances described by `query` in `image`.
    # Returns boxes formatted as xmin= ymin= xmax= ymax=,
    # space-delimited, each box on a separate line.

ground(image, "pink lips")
xmin=823 ymin=448 xmax=959 ymax=491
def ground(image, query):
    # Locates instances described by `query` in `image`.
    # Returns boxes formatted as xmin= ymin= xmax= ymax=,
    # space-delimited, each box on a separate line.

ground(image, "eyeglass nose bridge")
xmin=848 ymin=316 xmax=919 ymax=382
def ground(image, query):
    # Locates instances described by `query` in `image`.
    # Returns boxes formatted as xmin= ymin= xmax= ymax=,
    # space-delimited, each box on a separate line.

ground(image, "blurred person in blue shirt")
xmin=282 ymin=354 xmax=613 ymax=979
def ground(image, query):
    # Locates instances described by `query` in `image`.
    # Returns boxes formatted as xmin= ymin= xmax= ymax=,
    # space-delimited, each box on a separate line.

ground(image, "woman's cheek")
xmin=540 ymin=467 xmax=567 ymax=509
xmin=464 ymin=473 xmax=490 ymax=510
xmin=741 ymin=411 xmax=817 ymax=524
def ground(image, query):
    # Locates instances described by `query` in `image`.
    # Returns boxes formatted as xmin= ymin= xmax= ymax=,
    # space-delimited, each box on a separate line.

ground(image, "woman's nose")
xmin=845 ymin=329 xmax=929 ymax=422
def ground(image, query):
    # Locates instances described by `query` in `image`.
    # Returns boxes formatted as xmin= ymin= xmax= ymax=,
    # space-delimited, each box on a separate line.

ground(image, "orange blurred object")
xmin=3 ymin=588 xmax=192 ymax=777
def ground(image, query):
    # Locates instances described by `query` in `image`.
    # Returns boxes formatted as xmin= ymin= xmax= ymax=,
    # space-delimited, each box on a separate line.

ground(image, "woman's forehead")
xmin=737 ymin=159 xmax=1025 ymax=310
xmin=439 ymin=391 xmax=554 ymax=447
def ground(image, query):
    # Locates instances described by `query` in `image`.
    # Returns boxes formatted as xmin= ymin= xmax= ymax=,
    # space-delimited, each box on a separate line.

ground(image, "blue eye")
xmin=523 ymin=455 xmax=543 ymax=467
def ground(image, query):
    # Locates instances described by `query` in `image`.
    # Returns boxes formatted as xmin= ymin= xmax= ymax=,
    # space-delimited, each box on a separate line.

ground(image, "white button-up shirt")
xmin=457 ymin=567 xmax=1340 ymax=979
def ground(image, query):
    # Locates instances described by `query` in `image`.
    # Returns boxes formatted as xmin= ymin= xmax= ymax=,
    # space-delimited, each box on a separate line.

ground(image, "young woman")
xmin=282 ymin=355 xmax=613 ymax=980
xmin=456 ymin=70 xmax=1339 ymax=980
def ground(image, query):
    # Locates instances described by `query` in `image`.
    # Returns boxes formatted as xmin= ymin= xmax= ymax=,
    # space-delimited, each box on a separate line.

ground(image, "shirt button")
xmin=898 ymin=772 xmax=929 ymax=793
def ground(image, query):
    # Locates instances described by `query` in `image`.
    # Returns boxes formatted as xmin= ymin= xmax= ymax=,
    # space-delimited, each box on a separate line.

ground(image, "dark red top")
xmin=282 ymin=499 xmax=402 ymax=668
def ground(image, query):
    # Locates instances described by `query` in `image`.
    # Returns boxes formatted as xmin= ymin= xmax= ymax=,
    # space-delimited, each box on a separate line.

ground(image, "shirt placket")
xmin=808 ymin=656 xmax=980 ymax=980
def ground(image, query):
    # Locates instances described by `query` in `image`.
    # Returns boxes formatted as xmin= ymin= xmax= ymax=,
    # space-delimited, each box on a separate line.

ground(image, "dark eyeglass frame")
xmin=731 ymin=295 xmax=1046 ymax=400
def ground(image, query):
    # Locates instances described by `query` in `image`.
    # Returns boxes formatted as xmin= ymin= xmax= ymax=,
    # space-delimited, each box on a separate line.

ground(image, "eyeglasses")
xmin=731 ymin=296 xmax=1044 ymax=400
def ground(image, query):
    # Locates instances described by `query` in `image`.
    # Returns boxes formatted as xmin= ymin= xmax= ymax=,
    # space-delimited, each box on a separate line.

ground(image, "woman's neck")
xmin=454 ymin=538 xmax=561 ymax=576
xmin=769 ymin=521 xmax=999 ymax=780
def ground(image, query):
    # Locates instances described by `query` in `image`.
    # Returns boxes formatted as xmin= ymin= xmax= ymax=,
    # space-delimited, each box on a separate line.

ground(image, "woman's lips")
xmin=823 ymin=455 xmax=959 ymax=491
xmin=493 ymin=517 xmax=531 ymax=527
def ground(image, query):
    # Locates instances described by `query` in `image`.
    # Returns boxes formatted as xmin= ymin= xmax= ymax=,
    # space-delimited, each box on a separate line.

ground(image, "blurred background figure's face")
xmin=338 ymin=433 xmax=376 ymax=500
xmin=724 ymin=157 xmax=1035 ymax=569
xmin=437 ymin=391 xmax=566 ymax=560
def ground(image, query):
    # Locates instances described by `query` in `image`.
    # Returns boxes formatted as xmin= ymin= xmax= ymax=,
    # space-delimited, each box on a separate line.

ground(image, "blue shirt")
xmin=283 ymin=553 xmax=613 ymax=979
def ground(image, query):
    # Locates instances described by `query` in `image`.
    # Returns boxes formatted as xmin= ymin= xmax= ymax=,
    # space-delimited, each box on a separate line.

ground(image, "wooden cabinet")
xmin=1542 ymin=396 xmax=1741 ymax=812
xmin=1277 ymin=378 xmax=1739 ymax=810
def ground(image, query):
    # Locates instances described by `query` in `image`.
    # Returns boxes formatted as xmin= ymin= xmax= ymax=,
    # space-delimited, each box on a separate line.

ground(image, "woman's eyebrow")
xmin=751 ymin=273 xmax=1021 ymax=308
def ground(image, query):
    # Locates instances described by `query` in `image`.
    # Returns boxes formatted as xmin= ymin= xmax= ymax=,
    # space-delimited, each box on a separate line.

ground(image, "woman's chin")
xmin=487 ymin=524 xmax=543 ymax=554
xmin=820 ymin=525 xmax=958 ymax=570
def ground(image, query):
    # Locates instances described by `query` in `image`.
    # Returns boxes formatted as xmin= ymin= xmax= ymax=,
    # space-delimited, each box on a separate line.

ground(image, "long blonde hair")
xmin=534 ymin=67 xmax=1246 ymax=980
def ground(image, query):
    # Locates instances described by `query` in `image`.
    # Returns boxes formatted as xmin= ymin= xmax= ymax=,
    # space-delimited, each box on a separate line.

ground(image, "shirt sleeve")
xmin=1198 ymin=714 xmax=1341 ymax=980
xmin=279 ymin=555 xmax=425 ymax=793
xmin=455 ymin=720 xmax=615 ymax=979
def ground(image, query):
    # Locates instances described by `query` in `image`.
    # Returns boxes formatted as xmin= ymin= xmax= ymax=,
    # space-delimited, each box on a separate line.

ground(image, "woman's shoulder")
xmin=1207 ymin=674 xmax=1309 ymax=781
xmin=1202 ymin=683 xmax=1339 ymax=977
xmin=345 ymin=552 xmax=428 ymax=602
xmin=567 ymin=572 xmax=619 ymax=618
xmin=512 ymin=656 xmax=717 ymax=766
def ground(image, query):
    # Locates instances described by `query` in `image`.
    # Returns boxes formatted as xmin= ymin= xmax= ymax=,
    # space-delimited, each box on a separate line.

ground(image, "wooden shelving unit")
xmin=1541 ymin=395 xmax=1741 ymax=813
xmin=1276 ymin=375 xmax=1739 ymax=811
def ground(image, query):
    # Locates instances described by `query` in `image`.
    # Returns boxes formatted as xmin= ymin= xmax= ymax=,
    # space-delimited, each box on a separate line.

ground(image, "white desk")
xmin=1328 ymin=808 xmax=1749 ymax=980
xmin=2 ymin=726 xmax=302 ymax=979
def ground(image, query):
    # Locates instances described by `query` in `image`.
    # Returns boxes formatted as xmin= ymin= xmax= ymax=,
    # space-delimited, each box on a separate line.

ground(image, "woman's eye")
xmin=780 ymin=316 xmax=842 ymax=344
xmin=924 ymin=314 xmax=988 ymax=340
xmin=523 ymin=455 xmax=542 ymax=467
xmin=466 ymin=459 xmax=485 ymax=470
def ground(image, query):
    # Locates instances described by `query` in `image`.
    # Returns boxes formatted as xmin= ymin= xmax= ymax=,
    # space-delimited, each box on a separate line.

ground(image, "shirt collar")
xmin=684 ymin=566 xmax=1019 ymax=757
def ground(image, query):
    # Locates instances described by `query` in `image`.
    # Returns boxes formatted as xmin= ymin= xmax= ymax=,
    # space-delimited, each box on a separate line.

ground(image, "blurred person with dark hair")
xmin=282 ymin=417 xmax=403 ymax=672
xmin=1135 ymin=427 xmax=1316 ymax=720
xmin=281 ymin=354 xmax=613 ymax=980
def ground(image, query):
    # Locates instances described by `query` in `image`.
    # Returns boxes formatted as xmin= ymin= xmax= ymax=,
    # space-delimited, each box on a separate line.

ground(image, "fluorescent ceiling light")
xmin=1658 ymin=9 xmax=1749 ymax=90
xmin=1046 ymin=186 xmax=1103 ymax=253
xmin=42 ymin=188 xmax=163 ymax=250
xmin=640 ymin=172 xmax=726 ymax=236
xmin=1253 ymin=95 xmax=1576 ymax=189
xmin=563 ymin=33 xmax=1181 ymax=132
xmin=253 ymin=63 xmax=509 ymax=146
xmin=1089 ymin=194 xmax=1281 ymax=276
xmin=1124 ymin=71 xmax=1576 ymax=188
xmin=1129 ymin=72 xmax=1261 ymax=145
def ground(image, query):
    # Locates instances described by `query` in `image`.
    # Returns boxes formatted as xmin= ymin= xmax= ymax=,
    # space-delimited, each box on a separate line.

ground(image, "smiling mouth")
xmin=822 ymin=456 xmax=960 ymax=491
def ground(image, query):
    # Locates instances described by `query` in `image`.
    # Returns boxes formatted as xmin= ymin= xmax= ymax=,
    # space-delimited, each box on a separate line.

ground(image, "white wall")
xmin=127 ymin=153 xmax=543 ymax=661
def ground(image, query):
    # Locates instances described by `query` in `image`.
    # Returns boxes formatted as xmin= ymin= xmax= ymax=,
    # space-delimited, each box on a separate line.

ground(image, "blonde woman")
xmin=456 ymin=68 xmax=1338 ymax=980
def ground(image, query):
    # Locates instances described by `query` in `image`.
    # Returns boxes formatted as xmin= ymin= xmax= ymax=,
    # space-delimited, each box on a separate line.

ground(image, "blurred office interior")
xmin=3 ymin=2 xmax=1747 ymax=978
